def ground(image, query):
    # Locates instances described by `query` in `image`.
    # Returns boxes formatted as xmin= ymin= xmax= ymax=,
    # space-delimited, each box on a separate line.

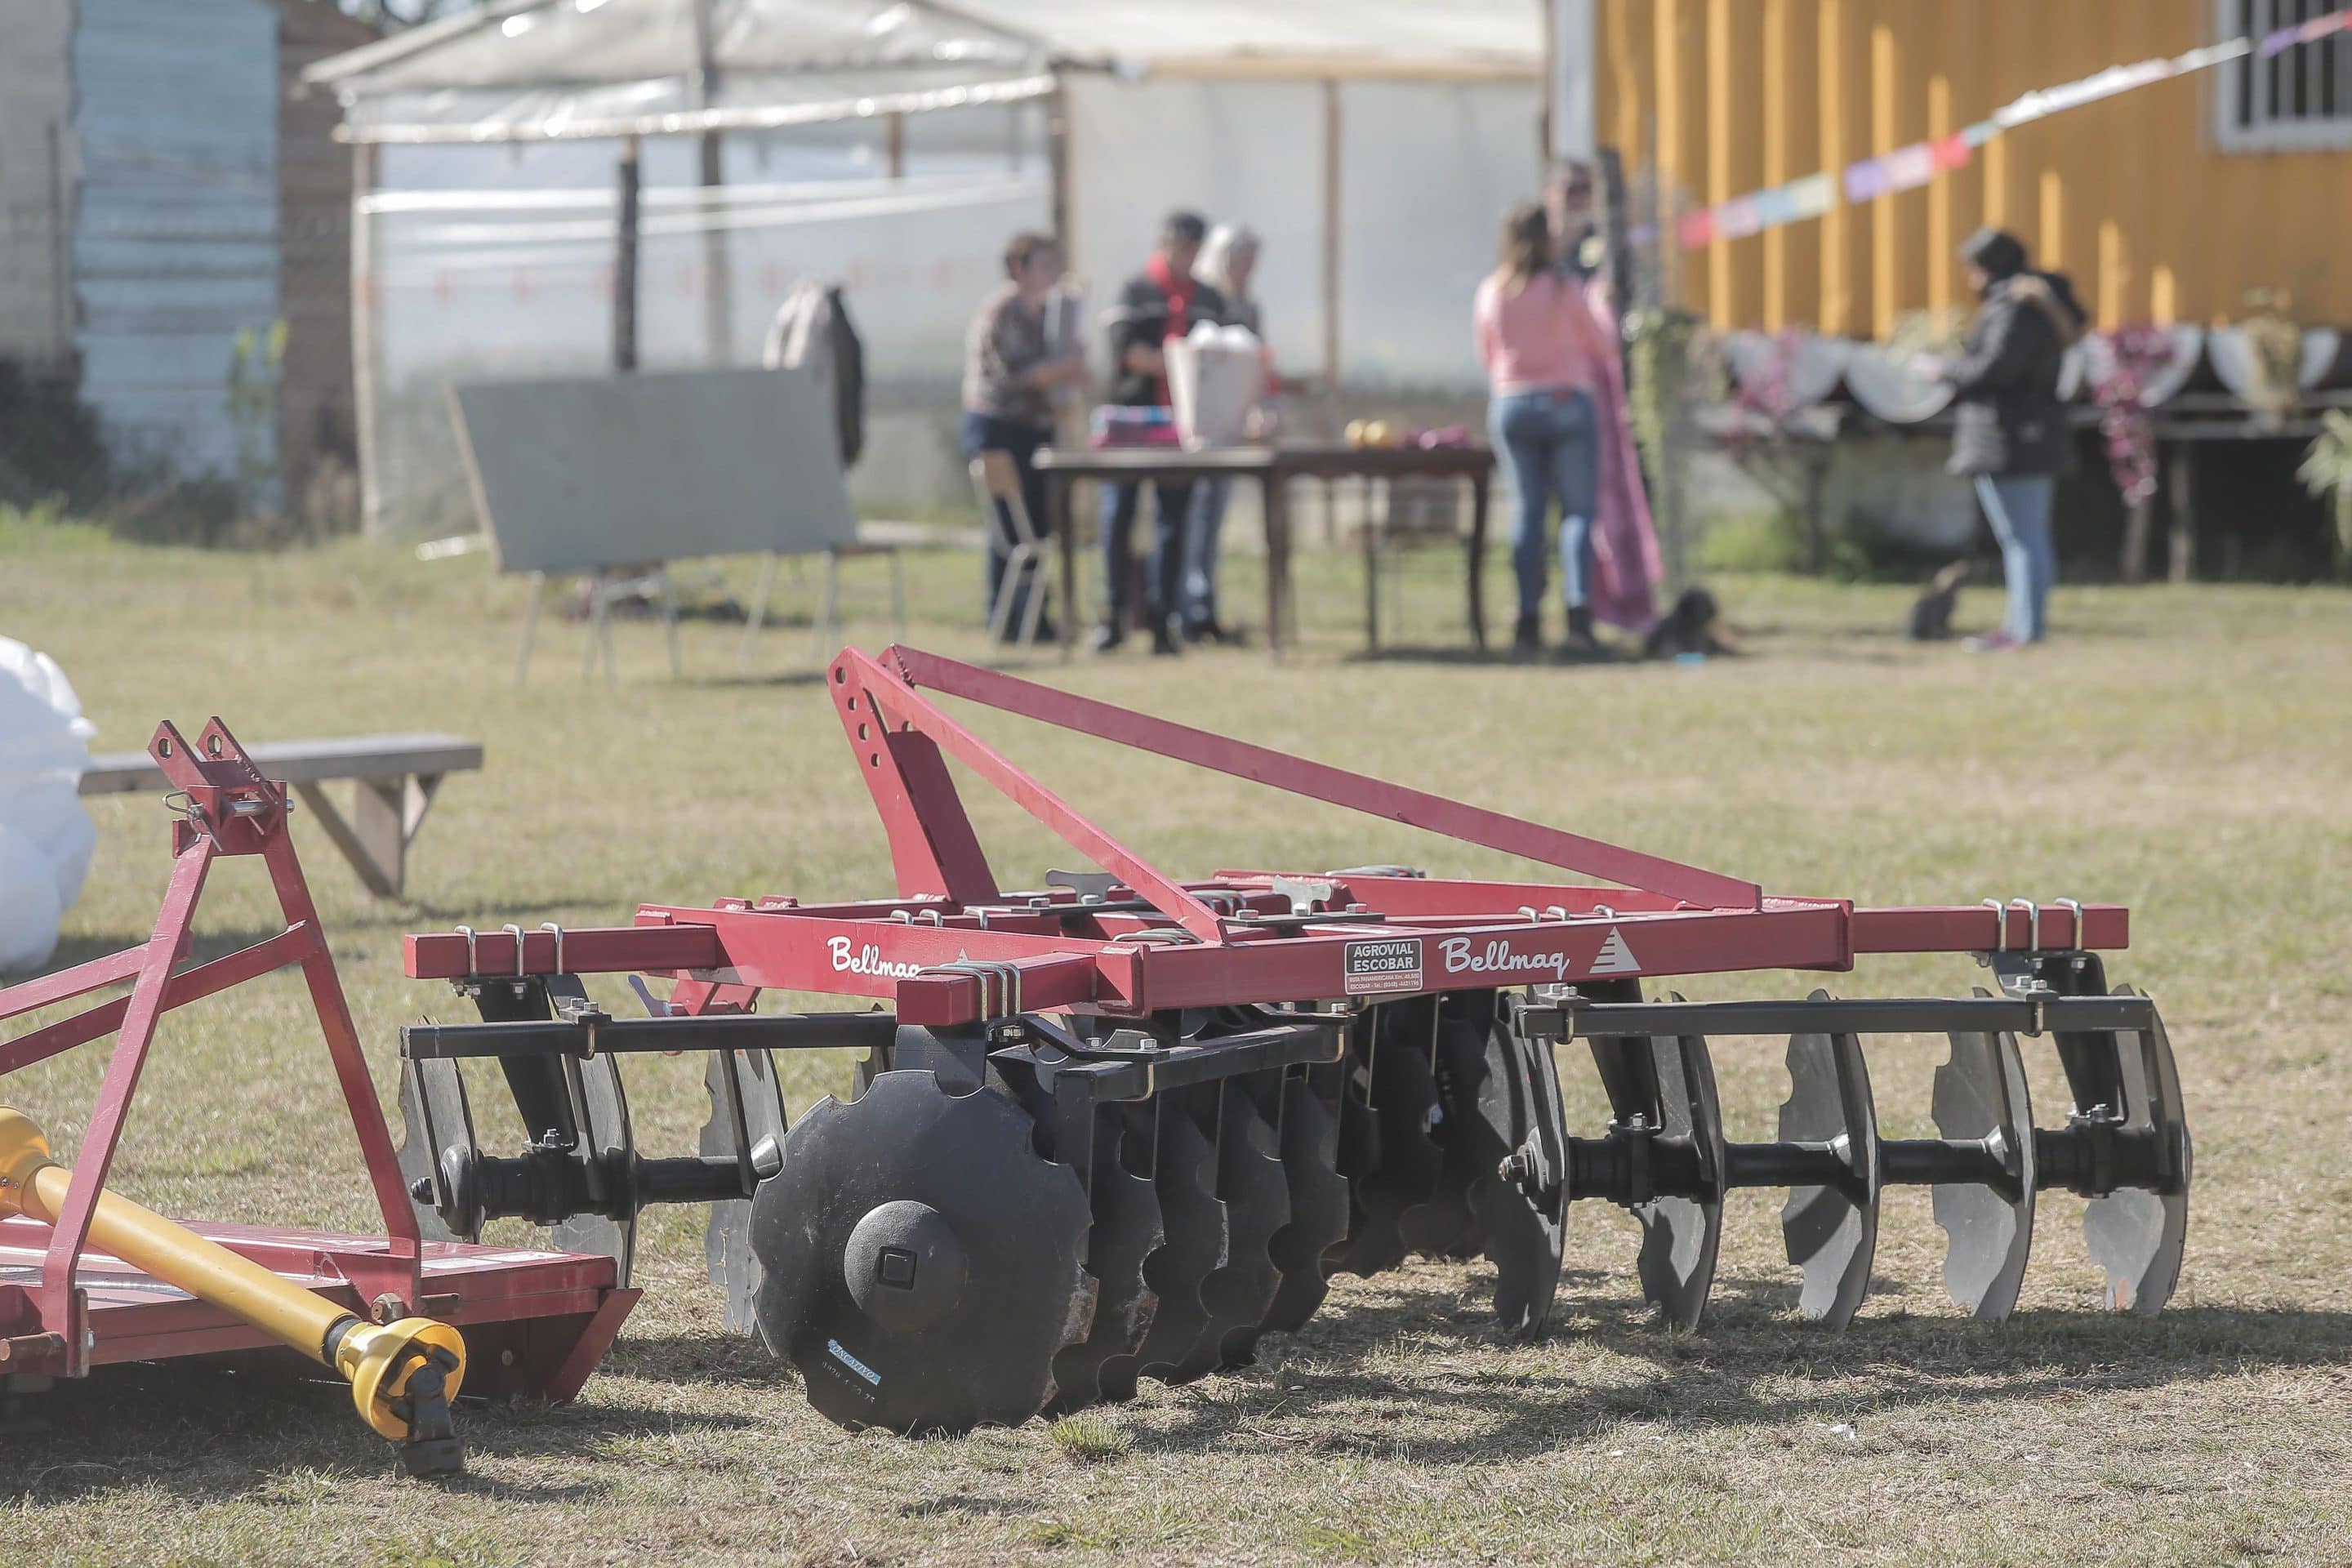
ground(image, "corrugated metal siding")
xmin=0 ymin=0 xmax=77 ymax=364
xmin=72 ymin=0 xmax=280 ymax=479
xmin=1597 ymin=0 xmax=2352 ymax=334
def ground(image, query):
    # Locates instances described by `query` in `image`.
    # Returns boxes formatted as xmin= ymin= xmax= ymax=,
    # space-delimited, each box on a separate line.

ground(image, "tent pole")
xmin=1321 ymin=78 xmax=1341 ymax=441
xmin=350 ymin=139 xmax=382 ymax=538
xmin=689 ymin=0 xmax=734 ymax=364
xmin=615 ymin=135 xmax=641 ymax=373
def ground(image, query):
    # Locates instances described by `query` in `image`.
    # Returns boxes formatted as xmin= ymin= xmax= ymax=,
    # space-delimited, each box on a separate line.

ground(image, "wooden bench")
xmin=78 ymin=733 xmax=482 ymax=898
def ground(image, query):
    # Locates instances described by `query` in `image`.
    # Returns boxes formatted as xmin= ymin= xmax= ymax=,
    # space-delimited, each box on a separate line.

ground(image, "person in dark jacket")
xmin=1936 ymin=228 xmax=2073 ymax=650
xmin=1093 ymin=210 xmax=1228 ymax=655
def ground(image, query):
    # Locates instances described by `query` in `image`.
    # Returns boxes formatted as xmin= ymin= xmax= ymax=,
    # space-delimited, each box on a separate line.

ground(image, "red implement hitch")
xmin=0 ymin=720 xmax=635 ymax=1467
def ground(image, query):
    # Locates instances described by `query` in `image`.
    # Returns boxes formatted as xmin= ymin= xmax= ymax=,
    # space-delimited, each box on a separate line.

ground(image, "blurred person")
xmin=1476 ymin=203 xmax=1619 ymax=658
xmin=1094 ymin=210 xmax=1228 ymax=655
xmin=1543 ymin=159 xmax=1603 ymax=283
xmin=962 ymin=231 xmax=1087 ymax=639
xmin=1180 ymin=222 xmax=1263 ymax=644
xmin=1929 ymin=227 xmax=2074 ymax=651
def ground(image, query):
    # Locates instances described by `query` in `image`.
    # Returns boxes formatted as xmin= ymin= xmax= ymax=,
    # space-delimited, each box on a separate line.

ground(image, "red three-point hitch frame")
xmin=0 ymin=719 xmax=631 ymax=1394
xmin=402 ymin=645 xmax=2128 ymax=1018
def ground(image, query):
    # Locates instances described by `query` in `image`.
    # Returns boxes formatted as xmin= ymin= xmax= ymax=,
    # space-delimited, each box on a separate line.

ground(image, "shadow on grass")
xmin=0 ymin=1352 xmax=759 ymax=1505
xmin=1125 ymin=1267 xmax=2352 ymax=1461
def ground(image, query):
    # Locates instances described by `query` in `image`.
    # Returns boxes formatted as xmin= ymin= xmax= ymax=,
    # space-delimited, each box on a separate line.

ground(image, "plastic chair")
xmin=970 ymin=452 xmax=1048 ymax=648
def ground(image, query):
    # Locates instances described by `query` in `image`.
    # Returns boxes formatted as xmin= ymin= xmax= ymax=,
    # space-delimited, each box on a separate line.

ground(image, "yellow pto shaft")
xmin=0 ymin=1104 xmax=467 ymax=1476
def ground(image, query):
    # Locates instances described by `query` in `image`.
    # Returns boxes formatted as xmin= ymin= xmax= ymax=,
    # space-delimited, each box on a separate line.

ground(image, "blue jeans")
xmin=1489 ymin=388 xmax=1600 ymax=619
xmin=961 ymin=412 xmax=1053 ymax=629
xmin=1975 ymin=474 xmax=2056 ymax=643
xmin=1101 ymin=471 xmax=1192 ymax=629
xmin=1183 ymin=479 xmax=1231 ymax=630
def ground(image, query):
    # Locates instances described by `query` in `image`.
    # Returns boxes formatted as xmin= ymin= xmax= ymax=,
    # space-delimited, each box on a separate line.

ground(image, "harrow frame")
xmin=390 ymin=644 xmax=2188 ymax=1434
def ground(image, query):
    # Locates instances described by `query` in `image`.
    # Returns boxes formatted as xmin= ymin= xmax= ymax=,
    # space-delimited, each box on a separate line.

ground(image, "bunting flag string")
xmin=1629 ymin=12 xmax=2352 ymax=253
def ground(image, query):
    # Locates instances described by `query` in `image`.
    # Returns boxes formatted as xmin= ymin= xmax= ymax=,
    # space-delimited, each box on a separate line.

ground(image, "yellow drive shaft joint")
xmin=0 ymin=1104 xmax=467 ymax=1477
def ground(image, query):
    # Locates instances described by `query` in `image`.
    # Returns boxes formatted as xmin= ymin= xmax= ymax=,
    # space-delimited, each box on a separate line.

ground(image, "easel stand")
xmin=514 ymin=568 xmax=683 ymax=686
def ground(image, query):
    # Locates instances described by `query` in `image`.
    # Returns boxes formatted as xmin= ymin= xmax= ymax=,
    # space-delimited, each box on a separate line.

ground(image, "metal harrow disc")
xmin=701 ymin=1047 xmax=791 ymax=1334
xmin=750 ymin=1070 xmax=1093 ymax=1434
xmin=1258 ymin=1067 xmax=1352 ymax=1336
xmin=1046 ymin=1104 xmax=1164 ymax=1414
xmin=1775 ymin=1006 xmax=1881 ymax=1329
xmin=553 ymin=1052 xmax=637 ymax=1285
xmin=1102 ymin=1089 xmax=1227 ymax=1399
xmin=1928 ymin=997 xmax=2038 ymax=1319
xmin=2077 ymin=986 xmax=2191 ymax=1315
xmin=1484 ymin=996 xmax=1569 ymax=1336
xmin=397 ymin=1054 xmax=481 ymax=1244
xmin=1398 ymin=999 xmax=1498 ymax=1259
xmin=1326 ymin=1000 xmax=1446 ymax=1278
xmin=1587 ymin=997 xmax=1725 ymax=1330
xmin=1183 ymin=1075 xmax=1292 ymax=1376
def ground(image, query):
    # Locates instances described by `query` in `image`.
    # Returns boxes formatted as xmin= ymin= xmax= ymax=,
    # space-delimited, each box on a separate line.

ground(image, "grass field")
xmin=2 ymin=520 xmax=2349 ymax=1566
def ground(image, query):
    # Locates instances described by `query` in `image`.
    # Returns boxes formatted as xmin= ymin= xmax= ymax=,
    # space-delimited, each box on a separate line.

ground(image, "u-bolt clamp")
xmin=2051 ymin=898 xmax=2084 ymax=951
xmin=501 ymin=924 xmax=528 ymax=978
xmin=2007 ymin=897 xmax=2042 ymax=953
xmin=540 ymin=923 xmax=567 ymax=975
xmin=454 ymin=924 xmax=481 ymax=978
xmin=1981 ymin=898 xmax=2009 ymax=952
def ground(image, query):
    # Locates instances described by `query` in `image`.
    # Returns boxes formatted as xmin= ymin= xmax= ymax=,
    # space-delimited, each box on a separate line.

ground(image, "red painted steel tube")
xmin=837 ymin=648 xmax=1232 ymax=942
xmin=1849 ymin=903 xmax=2126 ymax=953
xmin=886 ymin=645 xmax=1765 ymax=911
xmin=404 ymin=922 xmax=725 ymax=982
xmin=0 ymin=924 xmax=320 ymax=1079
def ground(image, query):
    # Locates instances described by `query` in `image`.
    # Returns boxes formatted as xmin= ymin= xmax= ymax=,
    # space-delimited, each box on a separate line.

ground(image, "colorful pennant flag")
xmin=1649 ymin=15 xmax=2349 ymax=255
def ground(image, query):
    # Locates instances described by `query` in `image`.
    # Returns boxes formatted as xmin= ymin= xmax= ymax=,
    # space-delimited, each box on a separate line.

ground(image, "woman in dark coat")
xmin=1937 ymin=228 xmax=2073 ymax=650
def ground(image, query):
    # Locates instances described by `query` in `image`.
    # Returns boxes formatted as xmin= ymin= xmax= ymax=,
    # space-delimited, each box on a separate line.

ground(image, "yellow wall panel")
xmin=1596 ymin=0 xmax=2352 ymax=333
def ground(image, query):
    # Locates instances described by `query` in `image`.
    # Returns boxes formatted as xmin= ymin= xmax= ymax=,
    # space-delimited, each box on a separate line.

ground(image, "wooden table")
xmin=1034 ymin=443 xmax=1495 ymax=662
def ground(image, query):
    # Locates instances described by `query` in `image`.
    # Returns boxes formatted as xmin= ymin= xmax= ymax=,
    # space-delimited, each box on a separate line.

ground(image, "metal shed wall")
xmin=72 ymin=0 xmax=281 ymax=481
xmin=1598 ymin=0 xmax=2352 ymax=336
xmin=0 ymin=0 xmax=77 ymax=367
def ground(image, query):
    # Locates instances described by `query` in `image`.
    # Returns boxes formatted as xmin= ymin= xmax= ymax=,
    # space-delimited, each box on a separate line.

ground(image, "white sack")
xmin=0 ymin=638 xmax=98 ymax=973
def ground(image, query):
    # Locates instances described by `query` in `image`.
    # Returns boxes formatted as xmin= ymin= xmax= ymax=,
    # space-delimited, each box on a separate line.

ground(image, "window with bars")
xmin=2217 ymin=0 xmax=2352 ymax=149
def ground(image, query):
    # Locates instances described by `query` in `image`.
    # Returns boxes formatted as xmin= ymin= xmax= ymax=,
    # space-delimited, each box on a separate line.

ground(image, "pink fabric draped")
xmin=1579 ymin=278 xmax=1663 ymax=632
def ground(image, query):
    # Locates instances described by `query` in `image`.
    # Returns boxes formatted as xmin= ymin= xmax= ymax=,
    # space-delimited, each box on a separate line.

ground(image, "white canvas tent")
xmin=306 ymin=0 xmax=1546 ymax=533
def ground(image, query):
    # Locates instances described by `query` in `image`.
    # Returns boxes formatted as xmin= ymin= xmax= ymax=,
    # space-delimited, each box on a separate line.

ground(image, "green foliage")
xmin=227 ymin=318 xmax=288 ymax=506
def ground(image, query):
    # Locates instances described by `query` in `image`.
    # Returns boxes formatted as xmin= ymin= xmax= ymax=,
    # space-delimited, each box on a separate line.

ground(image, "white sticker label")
xmin=826 ymin=1337 xmax=881 ymax=1386
xmin=1342 ymin=938 xmax=1424 ymax=996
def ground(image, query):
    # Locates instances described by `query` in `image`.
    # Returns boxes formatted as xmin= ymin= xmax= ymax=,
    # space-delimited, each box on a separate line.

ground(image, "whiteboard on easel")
xmin=448 ymin=366 xmax=858 ymax=576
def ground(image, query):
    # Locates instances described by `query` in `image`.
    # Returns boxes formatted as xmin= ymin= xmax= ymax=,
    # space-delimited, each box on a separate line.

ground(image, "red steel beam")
xmin=1850 ymin=902 xmax=2127 ymax=954
xmin=0 ymin=924 xmax=320 ymax=1078
xmin=404 ymin=921 xmax=725 ymax=981
xmin=838 ymin=648 xmax=1232 ymax=942
xmin=886 ymin=646 xmax=1763 ymax=911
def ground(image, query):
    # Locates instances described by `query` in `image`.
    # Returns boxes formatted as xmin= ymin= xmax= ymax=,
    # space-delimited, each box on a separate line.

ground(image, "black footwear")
xmin=1151 ymin=616 xmax=1183 ymax=657
xmin=1186 ymin=617 xmax=1241 ymax=647
xmin=1089 ymin=621 xmax=1125 ymax=653
xmin=1512 ymin=613 xmax=1541 ymax=655
xmin=1028 ymin=615 xmax=1061 ymax=644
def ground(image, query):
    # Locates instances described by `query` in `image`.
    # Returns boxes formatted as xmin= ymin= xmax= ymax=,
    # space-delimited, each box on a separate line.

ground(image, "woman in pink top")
xmin=1475 ymin=203 xmax=1614 ymax=657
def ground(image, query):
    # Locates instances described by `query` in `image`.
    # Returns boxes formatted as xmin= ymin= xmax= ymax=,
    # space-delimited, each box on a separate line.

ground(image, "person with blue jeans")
xmin=1935 ymin=227 xmax=2075 ymax=650
xmin=960 ymin=231 xmax=1088 ymax=639
xmin=1474 ymin=203 xmax=1614 ymax=657
xmin=1092 ymin=211 xmax=1227 ymax=656
xmin=1179 ymin=223 xmax=1263 ymax=643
